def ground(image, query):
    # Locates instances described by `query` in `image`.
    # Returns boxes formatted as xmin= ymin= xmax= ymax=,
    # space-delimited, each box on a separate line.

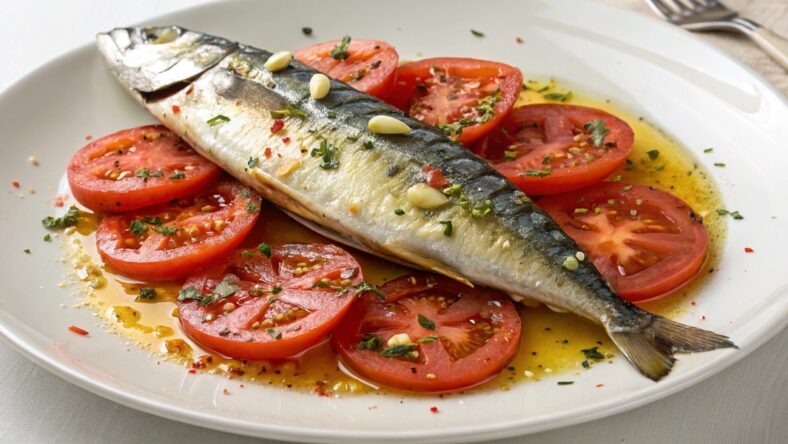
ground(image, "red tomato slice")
xmin=538 ymin=183 xmax=708 ymax=302
xmin=332 ymin=274 xmax=521 ymax=392
xmin=96 ymin=179 xmax=261 ymax=281
xmin=387 ymin=58 xmax=522 ymax=145
xmin=471 ymin=104 xmax=634 ymax=195
xmin=67 ymin=125 xmax=221 ymax=213
xmin=294 ymin=38 xmax=399 ymax=99
xmin=178 ymin=243 xmax=364 ymax=360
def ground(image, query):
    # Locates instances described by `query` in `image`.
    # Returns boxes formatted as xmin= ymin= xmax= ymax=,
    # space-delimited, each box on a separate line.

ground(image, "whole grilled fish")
xmin=97 ymin=26 xmax=735 ymax=380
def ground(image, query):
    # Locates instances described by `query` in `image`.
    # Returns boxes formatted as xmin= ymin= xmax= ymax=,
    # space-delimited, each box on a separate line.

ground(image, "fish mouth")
xmin=96 ymin=26 xmax=237 ymax=95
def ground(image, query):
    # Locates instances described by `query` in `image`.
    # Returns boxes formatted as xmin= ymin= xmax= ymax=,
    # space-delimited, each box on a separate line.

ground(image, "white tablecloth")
xmin=0 ymin=1 xmax=785 ymax=443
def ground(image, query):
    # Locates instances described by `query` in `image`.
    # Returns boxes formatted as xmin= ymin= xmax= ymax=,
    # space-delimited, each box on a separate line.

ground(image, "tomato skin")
xmin=96 ymin=179 xmax=261 ymax=281
xmin=295 ymin=39 xmax=399 ymax=99
xmin=67 ymin=125 xmax=221 ymax=213
xmin=472 ymin=104 xmax=634 ymax=195
xmin=387 ymin=58 xmax=522 ymax=145
xmin=332 ymin=274 xmax=521 ymax=392
xmin=538 ymin=183 xmax=708 ymax=302
xmin=178 ymin=244 xmax=363 ymax=360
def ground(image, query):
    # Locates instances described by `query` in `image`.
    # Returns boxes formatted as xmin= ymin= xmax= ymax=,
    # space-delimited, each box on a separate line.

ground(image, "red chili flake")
xmin=271 ymin=119 xmax=285 ymax=134
xmin=596 ymin=383 xmax=604 ymax=388
xmin=421 ymin=165 xmax=448 ymax=189
xmin=53 ymin=194 xmax=67 ymax=207
xmin=690 ymin=301 xmax=696 ymax=306
xmin=85 ymin=134 xmax=93 ymax=141
xmin=282 ymin=137 xmax=291 ymax=144
xmin=744 ymin=247 xmax=754 ymax=253
xmin=264 ymin=147 xmax=272 ymax=158
xmin=11 ymin=181 xmax=20 ymax=188
xmin=516 ymin=36 xmax=524 ymax=44
xmin=171 ymin=105 xmax=181 ymax=114
xmin=240 ymin=384 xmax=245 ymax=388
xmin=223 ymin=388 xmax=231 ymax=395
xmin=430 ymin=406 xmax=439 ymax=413
xmin=68 ymin=325 xmax=89 ymax=336
xmin=188 ymin=369 xmax=196 ymax=374
xmin=701 ymin=315 xmax=706 ymax=320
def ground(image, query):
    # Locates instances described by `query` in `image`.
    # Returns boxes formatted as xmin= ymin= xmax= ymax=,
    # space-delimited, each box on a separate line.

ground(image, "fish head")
xmin=96 ymin=26 xmax=237 ymax=94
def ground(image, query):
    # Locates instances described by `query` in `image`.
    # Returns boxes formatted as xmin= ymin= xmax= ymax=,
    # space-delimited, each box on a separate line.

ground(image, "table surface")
xmin=0 ymin=1 xmax=786 ymax=443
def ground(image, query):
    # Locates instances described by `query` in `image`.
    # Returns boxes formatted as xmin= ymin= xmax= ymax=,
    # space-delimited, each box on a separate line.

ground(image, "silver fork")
xmin=644 ymin=0 xmax=788 ymax=70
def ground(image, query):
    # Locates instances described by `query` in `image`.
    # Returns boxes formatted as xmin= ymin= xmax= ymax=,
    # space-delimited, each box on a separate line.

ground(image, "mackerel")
xmin=97 ymin=26 xmax=735 ymax=380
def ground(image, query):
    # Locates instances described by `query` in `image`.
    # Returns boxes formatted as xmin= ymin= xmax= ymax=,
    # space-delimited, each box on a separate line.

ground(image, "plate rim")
xmin=0 ymin=0 xmax=787 ymax=442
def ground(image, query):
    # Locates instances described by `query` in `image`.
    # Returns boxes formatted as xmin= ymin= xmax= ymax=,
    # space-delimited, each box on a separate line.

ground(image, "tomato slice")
xmin=96 ymin=179 xmax=261 ymax=281
xmin=68 ymin=125 xmax=222 ymax=213
xmin=294 ymin=38 xmax=399 ymax=99
xmin=386 ymin=58 xmax=522 ymax=145
xmin=332 ymin=274 xmax=521 ymax=392
xmin=471 ymin=104 xmax=634 ymax=195
xmin=538 ymin=183 xmax=708 ymax=302
xmin=177 ymin=243 xmax=364 ymax=360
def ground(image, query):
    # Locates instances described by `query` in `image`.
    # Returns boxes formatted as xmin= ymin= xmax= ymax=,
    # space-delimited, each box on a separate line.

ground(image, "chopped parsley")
xmin=330 ymin=35 xmax=351 ymax=60
xmin=152 ymin=224 xmax=177 ymax=236
xmin=128 ymin=219 xmax=148 ymax=235
xmin=311 ymin=139 xmax=340 ymax=169
xmin=524 ymin=168 xmax=552 ymax=178
xmin=43 ymin=234 xmax=51 ymax=242
xmin=438 ymin=89 xmax=501 ymax=138
xmin=543 ymin=91 xmax=572 ymax=102
xmin=394 ymin=208 xmax=405 ymax=216
xmin=248 ymin=157 xmax=259 ymax=168
xmin=357 ymin=335 xmax=382 ymax=351
xmin=380 ymin=344 xmax=417 ymax=358
xmin=177 ymin=287 xmax=208 ymax=305
xmin=134 ymin=167 xmax=164 ymax=182
xmin=136 ymin=287 xmax=157 ymax=301
xmin=470 ymin=29 xmax=485 ymax=37
xmin=646 ymin=149 xmax=660 ymax=160
xmin=257 ymin=242 xmax=272 ymax=257
xmin=557 ymin=381 xmax=574 ymax=385
xmin=246 ymin=202 xmax=260 ymax=213
xmin=168 ymin=171 xmax=186 ymax=179
xmin=207 ymin=114 xmax=230 ymax=126
xmin=42 ymin=206 xmax=81 ymax=230
xmin=470 ymin=200 xmax=493 ymax=218
xmin=419 ymin=334 xmax=439 ymax=343
xmin=362 ymin=141 xmax=374 ymax=150
xmin=704 ymin=147 xmax=714 ymax=153
xmin=417 ymin=314 xmax=436 ymax=330
xmin=581 ymin=346 xmax=605 ymax=360
xmin=439 ymin=220 xmax=453 ymax=237
xmin=301 ymin=26 xmax=313 ymax=36
xmin=270 ymin=106 xmax=306 ymax=119
xmin=349 ymin=281 xmax=386 ymax=299
xmin=23 ymin=249 xmax=30 ymax=254
xmin=271 ymin=284 xmax=282 ymax=295
xmin=714 ymin=162 xmax=726 ymax=167
xmin=504 ymin=150 xmax=517 ymax=160
xmin=583 ymin=119 xmax=609 ymax=147
xmin=266 ymin=328 xmax=283 ymax=340
xmin=213 ymin=276 xmax=238 ymax=299
xmin=717 ymin=209 xmax=743 ymax=220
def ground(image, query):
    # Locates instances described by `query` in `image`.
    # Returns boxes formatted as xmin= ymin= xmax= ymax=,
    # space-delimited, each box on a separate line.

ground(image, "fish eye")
xmin=142 ymin=26 xmax=181 ymax=45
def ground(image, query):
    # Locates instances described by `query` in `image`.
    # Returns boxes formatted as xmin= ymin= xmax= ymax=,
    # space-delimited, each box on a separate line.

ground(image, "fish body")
xmin=97 ymin=26 xmax=735 ymax=380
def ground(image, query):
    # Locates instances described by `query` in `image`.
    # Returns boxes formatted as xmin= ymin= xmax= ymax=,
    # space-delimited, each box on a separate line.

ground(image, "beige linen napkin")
xmin=600 ymin=0 xmax=788 ymax=96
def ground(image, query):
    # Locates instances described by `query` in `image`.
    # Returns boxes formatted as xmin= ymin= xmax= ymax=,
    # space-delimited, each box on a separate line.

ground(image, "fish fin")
xmin=608 ymin=315 xmax=736 ymax=381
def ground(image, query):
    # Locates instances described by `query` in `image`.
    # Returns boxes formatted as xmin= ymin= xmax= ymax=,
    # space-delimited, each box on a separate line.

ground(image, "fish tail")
xmin=607 ymin=314 xmax=737 ymax=381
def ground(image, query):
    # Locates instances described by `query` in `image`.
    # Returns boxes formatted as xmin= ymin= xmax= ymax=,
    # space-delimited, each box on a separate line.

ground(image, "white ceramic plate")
xmin=1 ymin=0 xmax=786 ymax=442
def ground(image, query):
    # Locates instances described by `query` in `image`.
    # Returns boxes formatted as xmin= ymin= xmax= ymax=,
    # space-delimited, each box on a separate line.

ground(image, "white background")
xmin=0 ymin=1 xmax=785 ymax=443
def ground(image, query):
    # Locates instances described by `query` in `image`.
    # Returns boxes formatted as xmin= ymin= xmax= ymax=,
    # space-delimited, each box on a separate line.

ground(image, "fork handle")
xmin=749 ymin=26 xmax=788 ymax=71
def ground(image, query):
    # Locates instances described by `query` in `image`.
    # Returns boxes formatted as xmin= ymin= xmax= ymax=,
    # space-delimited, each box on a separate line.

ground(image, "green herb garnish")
xmin=129 ymin=219 xmax=148 ymax=235
xmin=168 ymin=171 xmax=186 ymax=179
xmin=207 ymin=114 xmax=230 ymax=126
xmin=418 ymin=314 xmax=436 ymax=330
xmin=246 ymin=202 xmax=260 ymax=213
xmin=524 ymin=168 xmax=552 ymax=178
xmin=419 ymin=335 xmax=439 ymax=343
xmin=470 ymin=29 xmax=485 ymax=37
xmin=248 ymin=157 xmax=259 ymax=168
xmin=311 ymin=139 xmax=340 ymax=169
xmin=439 ymin=220 xmax=453 ymax=237
xmin=134 ymin=167 xmax=164 ymax=182
xmin=543 ymin=91 xmax=572 ymax=102
xmin=257 ymin=243 xmax=272 ymax=257
xmin=646 ymin=149 xmax=660 ymax=160
xmin=330 ymin=35 xmax=351 ymax=60
xmin=557 ymin=381 xmax=574 ymax=385
xmin=394 ymin=208 xmax=405 ymax=216
xmin=581 ymin=346 xmax=605 ymax=360
xmin=350 ymin=282 xmax=386 ymax=299
xmin=136 ymin=287 xmax=157 ymax=301
xmin=362 ymin=141 xmax=374 ymax=150
xmin=380 ymin=344 xmax=417 ymax=358
xmin=43 ymin=234 xmax=51 ymax=242
xmin=302 ymin=27 xmax=313 ymax=36
xmin=470 ymin=200 xmax=493 ymax=218
xmin=583 ymin=119 xmax=609 ymax=147
xmin=266 ymin=328 xmax=283 ymax=340
xmin=358 ymin=335 xmax=382 ymax=351
xmin=42 ymin=206 xmax=81 ymax=230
